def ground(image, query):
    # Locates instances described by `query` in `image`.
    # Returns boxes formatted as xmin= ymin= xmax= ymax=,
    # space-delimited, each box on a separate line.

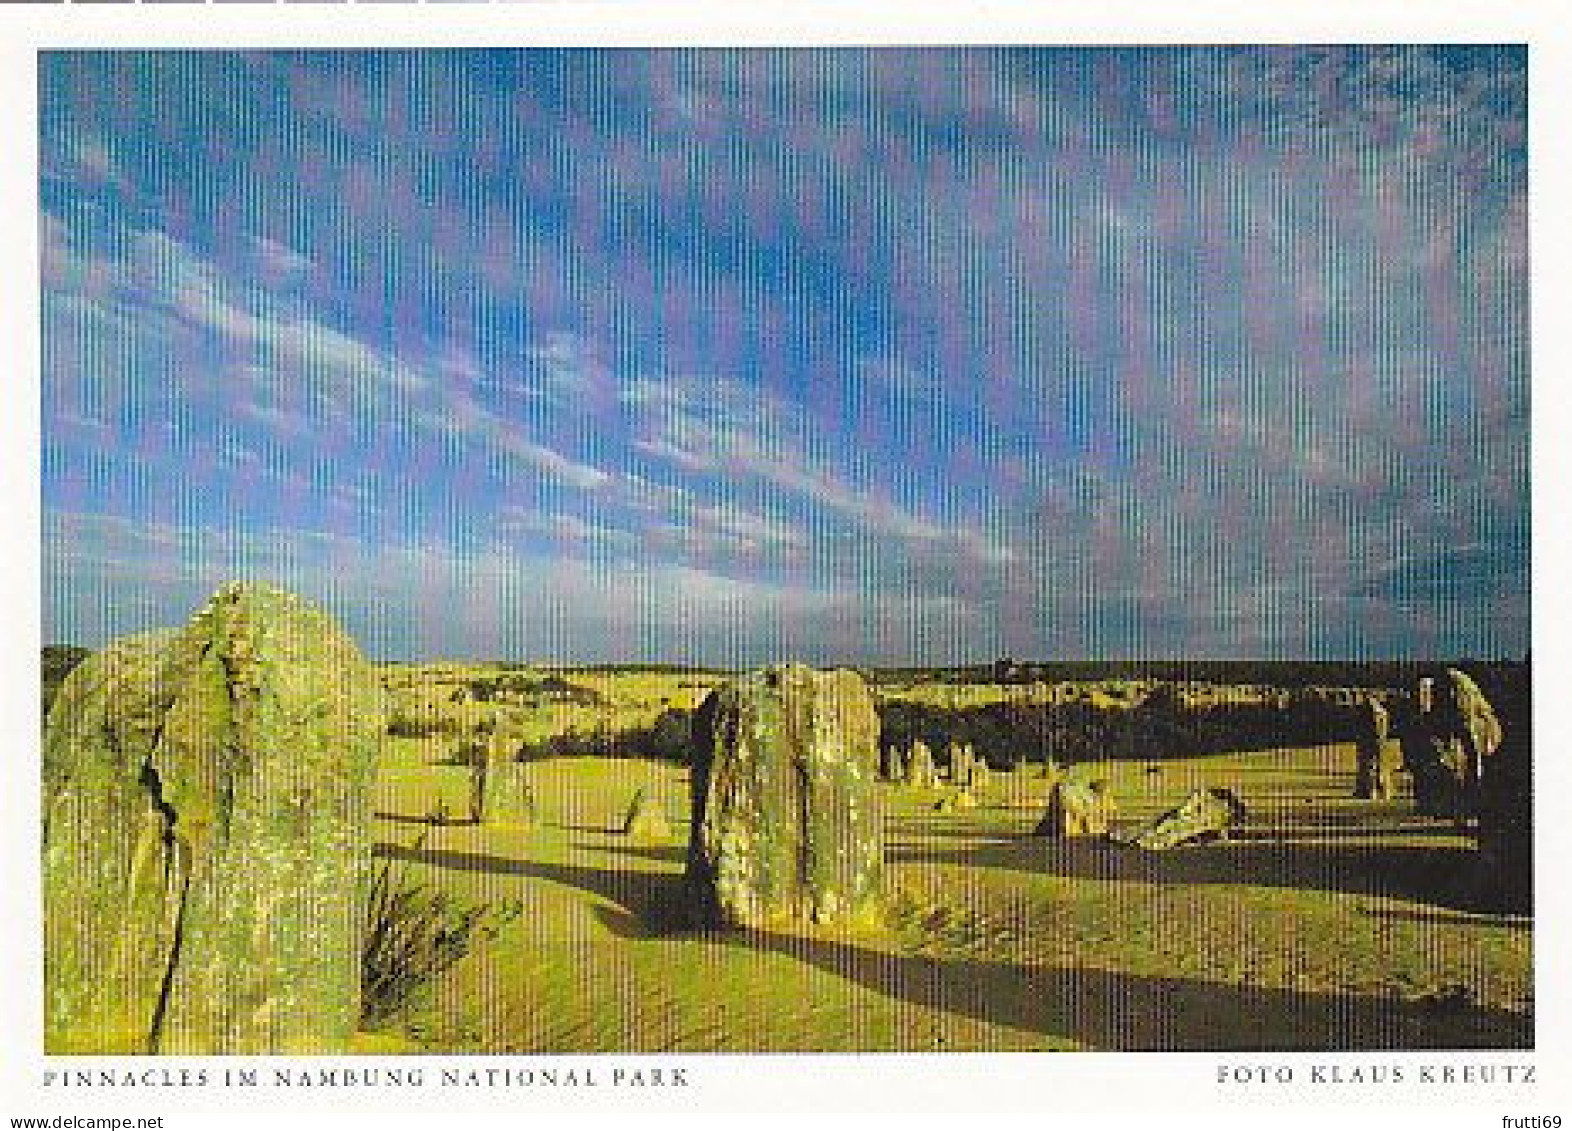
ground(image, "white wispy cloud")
xmin=434 ymin=383 xmax=614 ymax=490
xmin=135 ymin=228 xmax=430 ymax=396
xmin=249 ymin=234 xmax=314 ymax=284
xmin=496 ymin=507 xmax=638 ymax=548
xmin=498 ymin=494 xmax=808 ymax=562
xmin=41 ymin=131 xmax=129 ymax=191
xmin=524 ymin=330 xmax=619 ymax=408
xmin=686 ymin=501 xmax=808 ymax=551
xmin=623 ymin=374 xmax=1014 ymax=564
xmin=46 ymin=216 xmax=618 ymax=493
xmin=42 ymin=508 xmax=905 ymax=661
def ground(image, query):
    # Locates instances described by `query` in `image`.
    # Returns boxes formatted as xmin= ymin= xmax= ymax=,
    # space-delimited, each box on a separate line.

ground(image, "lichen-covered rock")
xmin=1125 ymin=787 xmax=1246 ymax=850
xmin=41 ymin=582 xmax=385 ymax=1054
xmin=465 ymin=749 xmax=487 ymax=825
xmin=946 ymin=743 xmax=991 ymax=791
xmin=686 ymin=664 xmax=885 ymax=929
xmin=1404 ymin=669 xmax=1504 ymax=819
xmin=1034 ymin=779 xmax=1116 ymax=838
xmin=1450 ymin=668 xmax=1504 ymax=766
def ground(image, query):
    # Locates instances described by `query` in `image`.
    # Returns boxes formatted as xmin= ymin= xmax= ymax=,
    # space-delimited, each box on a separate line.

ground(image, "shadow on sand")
xmin=374 ymin=841 xmax=692 ymax=930
xmin=376 ymin=840 xmax=1531 ymax=1051
xmin=890 ymin=830 xmax=1522 ymax=914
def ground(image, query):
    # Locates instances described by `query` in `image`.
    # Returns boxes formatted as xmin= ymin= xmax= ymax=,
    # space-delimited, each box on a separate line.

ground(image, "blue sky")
xmin=40 ymin=47 xmax=1528 ymax=663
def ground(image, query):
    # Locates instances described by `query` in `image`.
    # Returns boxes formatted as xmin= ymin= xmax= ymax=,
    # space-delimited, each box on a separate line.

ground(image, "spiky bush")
xmin=360 ymin=836 xmax=517 ymax=1027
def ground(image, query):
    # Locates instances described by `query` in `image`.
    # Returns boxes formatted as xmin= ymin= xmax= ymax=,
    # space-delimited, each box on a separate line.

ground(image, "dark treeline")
xmin=868 ymin=658 xmax=1526 ymax=689
xmin=879 ymin=659 xmax=1530 ymax=768
xmin=372 ymin=659 xmax=732 ymax=675
xmin=877 ymin=697 xmax=1370 ymax=768
xmin=537 ymin=663 xmax=734 ymax=677
xmin=510 ymin=659 xmax=1532 ymax=770
xmin=503 ymin=698 xmax=1369 ymax=768
xmin=509 ymin=707 xmax=695 ymax=764
xmin=459 ymin=673 xmax=606 ymax=706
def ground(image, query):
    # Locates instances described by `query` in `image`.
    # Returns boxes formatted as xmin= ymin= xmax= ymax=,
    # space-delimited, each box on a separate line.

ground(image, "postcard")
xmin=2 ymin=2 xmax=1566 ymax=1122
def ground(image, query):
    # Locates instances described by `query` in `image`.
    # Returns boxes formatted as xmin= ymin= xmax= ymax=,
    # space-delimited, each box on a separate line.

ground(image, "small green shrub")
xmin=361 ymin=836 xmax=520 ymax=1028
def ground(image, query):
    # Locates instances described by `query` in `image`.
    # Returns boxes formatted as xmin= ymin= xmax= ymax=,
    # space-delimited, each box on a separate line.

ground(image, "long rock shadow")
xmin=586 ymin=841 xmax=687 ymax=865
xmin=374 ymin=841 xmax=692 ymax=929
xmin=672 ymin=924 xmax=1532 ymax=1051
xmin=893 ymin=834 xmax=1507 ymax=911
xmin=376 ymin=840 xmax=1529 ymax=1051
xmin=1360 ymin=905 xmax=1532 ymax=930
xmin=374 ymin=810 xmax=451 ymax=827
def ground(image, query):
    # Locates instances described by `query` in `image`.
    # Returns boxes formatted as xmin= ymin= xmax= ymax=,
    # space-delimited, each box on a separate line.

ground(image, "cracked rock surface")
xmin=686 ymin=664 xmax=885 ymax=930
xmin=42 ymin=582 xmax=385 ymax=1054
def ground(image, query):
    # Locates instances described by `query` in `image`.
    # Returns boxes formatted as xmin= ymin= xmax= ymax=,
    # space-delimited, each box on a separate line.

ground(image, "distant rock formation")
xmin=42 ymin=582 xmax=385 ymax=1054
xmin=881 ymin=742 xmax=907 ymax=783
xmin=947 ymin=742 xmax=971 ymax=785
xmin=1353 ymin=698 xmax=1397 ymax=800
xmin=1123 ymin=787 xmax=1246 ymax=850
xmin=1034 ymin=779 xmax=1116 ymax=838
xmin=686 ymin=664 xmax=885 ymax=928
xmin=968 ymin=759 xmax=993 ymax=793
xmin=468 ymin=727 xmax=535 ymax=826
xmin=948 ymin=742 xmax=991 ymax=791
xmin=906 ymin=740 xmax=939 ymax=789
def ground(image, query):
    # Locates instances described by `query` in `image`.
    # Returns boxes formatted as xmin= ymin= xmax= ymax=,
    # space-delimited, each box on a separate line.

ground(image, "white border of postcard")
xmin=1 ymin=2 xmax=1567 ymax=1123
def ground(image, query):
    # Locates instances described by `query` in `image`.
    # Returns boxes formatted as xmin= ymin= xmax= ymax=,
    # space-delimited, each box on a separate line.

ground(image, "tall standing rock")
xmin=947 ymin=742 xmax=971 ymax=785
xmin=42 ymin=582 xmax=385 ymax=1054
xmin=1353 ymin=698 xmax=1397 ymax=800
xmin=906 ymin=740 xmax=939 ymax=789
xmin=880 ymin=742 xmax=908 ymax=783
xmin=686 ymin=664 xmax=885 ymax=929
xmin=1448 ymin=668 xmax=1504 ymax=782
xmin=968 ymin=758 xmax=993 ymax=793
xmin=468 ymin=727 xmax=535 ymax=826
xmin=1404 ymin=669 xmax=1504 ymax=819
